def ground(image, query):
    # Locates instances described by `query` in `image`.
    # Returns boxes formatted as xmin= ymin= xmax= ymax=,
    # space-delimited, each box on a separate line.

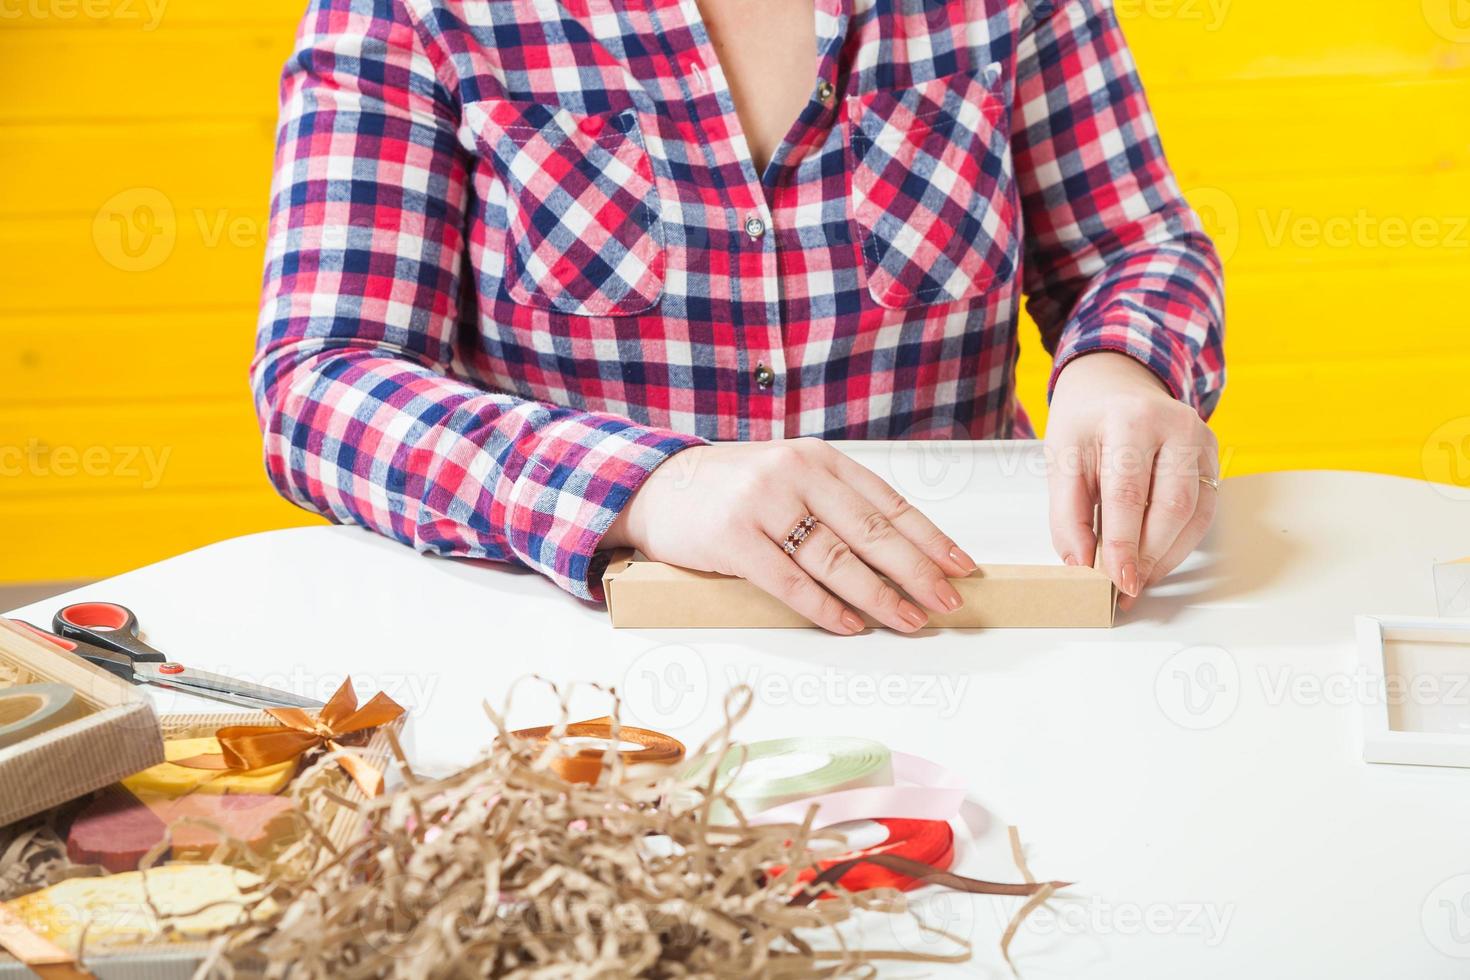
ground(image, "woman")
xmin=252 ymin=0 xmax=1224 ymax=634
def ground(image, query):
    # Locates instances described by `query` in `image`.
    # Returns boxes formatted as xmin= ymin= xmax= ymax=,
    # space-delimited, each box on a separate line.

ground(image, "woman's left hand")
xmin=1044 ymin=351 xmax=1219 ymax=610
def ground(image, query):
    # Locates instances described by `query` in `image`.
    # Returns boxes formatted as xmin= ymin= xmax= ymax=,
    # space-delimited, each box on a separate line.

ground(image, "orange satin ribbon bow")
xmin=179 ymin=678 xmax=403 ymax=797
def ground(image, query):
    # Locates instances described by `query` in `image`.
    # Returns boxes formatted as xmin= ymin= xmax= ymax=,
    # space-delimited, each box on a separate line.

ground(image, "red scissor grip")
xmin=7 ymin=619 xmax=78 ymax=652
xmin=58 ymin=602 xmax=132 ymax=630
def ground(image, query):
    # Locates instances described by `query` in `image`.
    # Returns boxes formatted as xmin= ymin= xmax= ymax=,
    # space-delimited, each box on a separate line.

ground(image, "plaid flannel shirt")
xmin=253 ymin=0 xmax=1225 ymax=600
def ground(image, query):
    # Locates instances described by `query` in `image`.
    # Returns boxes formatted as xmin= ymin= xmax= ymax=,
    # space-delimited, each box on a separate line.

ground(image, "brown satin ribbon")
xmin=0 ymin=906 xmax=96 ymax=980
xmin=175 ymin=678 xmax=404 ymax=797
xmin=508 ymin=717 xmax=684 ymax=785
xmin=788 ymin=852 xmax=1070 ymax=908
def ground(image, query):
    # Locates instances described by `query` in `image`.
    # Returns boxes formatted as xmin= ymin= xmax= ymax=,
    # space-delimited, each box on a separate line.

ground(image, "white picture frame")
xmin=1356 ymin=615 xmax=1470 ymax=768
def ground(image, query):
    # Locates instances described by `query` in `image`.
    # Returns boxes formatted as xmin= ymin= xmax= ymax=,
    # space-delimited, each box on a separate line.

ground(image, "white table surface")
xmin=10 ymin=441 xmax=1470 ymax=977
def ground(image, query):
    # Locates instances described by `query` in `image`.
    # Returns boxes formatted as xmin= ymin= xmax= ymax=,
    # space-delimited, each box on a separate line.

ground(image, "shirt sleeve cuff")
xmin=504 ymin=415 xmax=705 ymax=602
xmin=1047 ymin=308 xmax=1199 ymax=411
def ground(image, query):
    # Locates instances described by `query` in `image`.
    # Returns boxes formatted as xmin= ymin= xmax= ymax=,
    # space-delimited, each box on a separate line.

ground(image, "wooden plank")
xmin=0 ymin=491 xmax=323 ymax=584
xmin=0 ymin=121 xmax=277 ymax=218
xmin=1209 ymin=359 xmax=1470 ymax=451
xmin=1017 ymin=263 xmax=1468 ymax=372
xmin=1217 ymin=446 xmax=1430 ymax=480
xmin=0 ymin=400 xmax=269 ymax=499
xmin=1018 ymin=349 xmax=1470 ymax=461
xmin=8 ymin=262 xmax=1448 ymax=412
xmin=1149 ymin=78 xmax=1470 ymax=182
xmin=2 ymin=161 xmax=1463 ymax=313
xmin=0 ymin=209 xmax=269 ymax=314
xmin=1213 ymin=266 xmax=1470 ymax=364
xmin=1 ymin=313 xmax=258 ymax=405
xmin=5 ymin=75 xmax=1465 ymax=220
xmin=3 ymin=346 xmax=1459 ymax=504
xmin=1120 ymin=0 xmax=1470 ymax=84
xmin=2 ymin=0 xmax=1465 ymax=133
xmin=2 ymin=0 xmax=303 ymax=30
xmin=1180 ymin=170 xmax=1470 ymax=274
xmin=0 ymin=28 xmax=291 ymax=122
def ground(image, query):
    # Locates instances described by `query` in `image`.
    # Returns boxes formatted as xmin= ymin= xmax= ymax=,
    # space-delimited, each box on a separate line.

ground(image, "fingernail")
xmin=840 ymin=609 xmax=866 ymax=634
xmin=897 ymin=600 xmax=928 ymax=630
xmin=936 ymin=579 xmax=964 ymax=612
xmin=948 ymin=546 xmax=978 ymax=573
xmin=1120 ymin=560 xmax=1141 ymax=597
xmin=1063 ymin=554 xmax=1081 ymax=567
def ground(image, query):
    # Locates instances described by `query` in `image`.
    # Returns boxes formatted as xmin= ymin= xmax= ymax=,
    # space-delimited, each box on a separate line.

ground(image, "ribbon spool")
xmin=699 ymin=737 xmax=894 ymax=817
xmin=771 ymin=818 xmax=956 ymax=894
xmin=0 ymin=683 xmax=87 ymax=750
xmin=693 ymin=737 xmax=967 ymax=828
xmin=509 ymin=717 xmax=685 ymax=785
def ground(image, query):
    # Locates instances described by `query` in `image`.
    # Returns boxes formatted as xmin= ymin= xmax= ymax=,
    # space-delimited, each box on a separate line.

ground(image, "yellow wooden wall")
xmin=2 ymin=1 xmax=1468 ymax=583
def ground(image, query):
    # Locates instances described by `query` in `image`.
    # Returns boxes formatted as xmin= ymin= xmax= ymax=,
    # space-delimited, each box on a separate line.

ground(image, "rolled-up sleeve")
xmin=1012 ymin=0 xmax=1226 ymax=417
xmin=251 ymin=0 xmax=702 ymax=599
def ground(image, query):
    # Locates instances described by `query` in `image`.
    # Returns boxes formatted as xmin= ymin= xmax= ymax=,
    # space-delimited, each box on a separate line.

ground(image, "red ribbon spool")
xmin=772 ymin=818 xmax=956 ymax=894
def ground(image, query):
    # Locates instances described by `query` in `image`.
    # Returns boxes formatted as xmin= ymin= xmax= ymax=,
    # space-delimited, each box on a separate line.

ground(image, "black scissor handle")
xmin=52 ymin=602 xmax=165 ymax=664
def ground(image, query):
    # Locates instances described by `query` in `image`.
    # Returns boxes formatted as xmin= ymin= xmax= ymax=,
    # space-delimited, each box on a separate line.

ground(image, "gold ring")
xmin=782 ymin=515 xmax=817 ymax=556
xmin=1199 ymin=475 xmax=1220 ymax=491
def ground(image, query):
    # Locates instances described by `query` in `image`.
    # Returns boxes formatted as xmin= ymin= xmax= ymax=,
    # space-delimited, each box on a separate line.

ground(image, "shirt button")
xmin=681 ymin=56 xmax=708 ymax=93
xmin=753 ymin=363 xmax=775 ymax=390
xmin=816 ymin=80 xmax=834 ymax=102
xmin=744 ymin=214 xmax=766 ymax=240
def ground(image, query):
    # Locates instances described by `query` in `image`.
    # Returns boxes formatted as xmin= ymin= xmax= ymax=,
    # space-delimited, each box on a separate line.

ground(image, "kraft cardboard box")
xmin=0 ymin=619 xmax=165 ymax=827
xmin=0 ymin=706 xmax=406 ymax=978
xmin=602 ymin=551 xmax=1118 ymax=629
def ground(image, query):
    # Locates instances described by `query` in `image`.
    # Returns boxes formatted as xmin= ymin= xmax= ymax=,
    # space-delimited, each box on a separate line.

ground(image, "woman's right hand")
xmin=600 ymin=439 xmax=976 ymax=634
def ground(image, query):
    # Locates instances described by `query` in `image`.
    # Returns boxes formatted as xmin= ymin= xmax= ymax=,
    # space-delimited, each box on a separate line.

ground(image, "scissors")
xmin=11 ymin=601 xmax=323 ymax=711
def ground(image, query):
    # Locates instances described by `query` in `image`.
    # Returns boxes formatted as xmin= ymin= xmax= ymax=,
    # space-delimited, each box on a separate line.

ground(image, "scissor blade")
xmin=131 ymin=662 xmax=325 ymax=710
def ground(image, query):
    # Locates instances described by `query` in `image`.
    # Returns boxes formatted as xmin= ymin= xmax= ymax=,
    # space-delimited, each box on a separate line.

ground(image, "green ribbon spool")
xmin=693 ymin=736 xmax=894 ymax=819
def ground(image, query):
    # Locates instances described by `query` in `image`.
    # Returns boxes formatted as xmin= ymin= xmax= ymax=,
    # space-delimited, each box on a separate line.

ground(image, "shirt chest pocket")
xmin=465 ymin=100 xmax=665 ymax=317
xmin=846 ymin=63 xmax=1018 ymax=310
